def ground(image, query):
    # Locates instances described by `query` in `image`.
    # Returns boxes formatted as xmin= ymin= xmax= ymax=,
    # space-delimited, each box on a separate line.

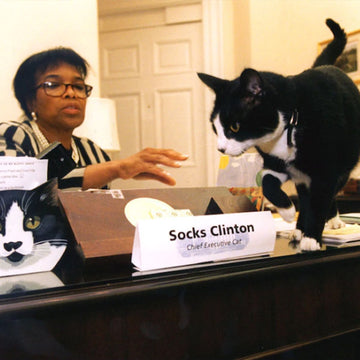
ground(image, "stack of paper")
xmin=340 ymin=213 xmax=360 ymax=224
xmin=323 ymin=224 xmax=360 ymax=244
xmin=272 ymin=213 xmax=360 ymax=244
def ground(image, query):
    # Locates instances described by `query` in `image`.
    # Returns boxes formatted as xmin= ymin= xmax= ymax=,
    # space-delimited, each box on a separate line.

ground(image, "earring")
xmin=31 ymin=111 xmax=37 ymax=121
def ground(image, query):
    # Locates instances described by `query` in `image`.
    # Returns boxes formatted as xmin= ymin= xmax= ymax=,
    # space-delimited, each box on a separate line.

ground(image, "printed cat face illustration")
xmin=0 ymin=179 xmax=69 ymax=276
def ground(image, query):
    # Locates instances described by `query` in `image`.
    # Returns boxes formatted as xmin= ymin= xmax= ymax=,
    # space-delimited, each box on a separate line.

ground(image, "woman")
xmin=0 ymin=47 xmax=188 ymax=189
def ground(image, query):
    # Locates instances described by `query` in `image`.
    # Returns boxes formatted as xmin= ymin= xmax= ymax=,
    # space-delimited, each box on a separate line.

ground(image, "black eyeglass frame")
xmin=34 ymin=81 xmax=93 ymax=98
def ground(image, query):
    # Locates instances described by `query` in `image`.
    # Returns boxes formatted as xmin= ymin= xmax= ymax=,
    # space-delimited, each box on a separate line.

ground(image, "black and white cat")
xmin=198 ymin=19 xmax=360 ymax=251
xmin=0 ymin=179 xmax=69 ymax=276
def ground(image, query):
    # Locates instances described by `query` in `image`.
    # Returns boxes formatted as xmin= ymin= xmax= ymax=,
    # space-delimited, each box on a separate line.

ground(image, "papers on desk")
xmin=323 ymin=224 xmax=360 ymax=244
xmin=340 ymin=213 xmax=360 ymax=224
xmin=273 ymin=213 xmax=360 ymax=244
xmin=325 ymin=213 xmax=360 ymax=244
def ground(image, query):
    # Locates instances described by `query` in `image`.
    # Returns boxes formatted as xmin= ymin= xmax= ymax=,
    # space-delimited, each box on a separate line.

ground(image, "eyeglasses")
xmin=34 ymin=81 xmax=93 ymax=99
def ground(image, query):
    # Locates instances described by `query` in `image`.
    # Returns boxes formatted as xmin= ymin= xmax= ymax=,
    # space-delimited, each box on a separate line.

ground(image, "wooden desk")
xmin=1 ymin=235 xmax=360 ymax=359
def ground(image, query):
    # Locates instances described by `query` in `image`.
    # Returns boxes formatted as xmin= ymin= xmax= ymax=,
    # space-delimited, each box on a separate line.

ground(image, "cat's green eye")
xmin=25 ymin=216 xmax=41 ymax=230
xmin=230 ymin=123 xmax=240 ymax=133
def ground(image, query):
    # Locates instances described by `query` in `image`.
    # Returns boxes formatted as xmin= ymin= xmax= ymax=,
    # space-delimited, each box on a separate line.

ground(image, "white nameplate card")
xmin=131 ymin=211 xmax=276 ymax=271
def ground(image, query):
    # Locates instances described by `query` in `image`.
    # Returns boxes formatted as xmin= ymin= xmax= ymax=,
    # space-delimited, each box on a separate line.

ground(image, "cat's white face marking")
xmin=214 ymin=110 xmax=311 ymax=189
xmin=213 ymin=111 xmax=286 ymax=156
xmin=213 ymin=117 xmax=251 ymax=156
xmin=0 ymin=202 xmax=33 ymax=258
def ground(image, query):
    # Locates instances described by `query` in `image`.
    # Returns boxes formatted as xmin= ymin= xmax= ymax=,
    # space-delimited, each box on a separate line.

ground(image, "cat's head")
xmin=198 ymin=69 xmax=282 ymax=156
xmin=0 ymin=178 xmax=69 ymax=276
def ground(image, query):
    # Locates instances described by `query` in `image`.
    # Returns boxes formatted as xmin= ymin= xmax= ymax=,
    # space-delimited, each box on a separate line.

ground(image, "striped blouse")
xmin=0 ymin=120 xmax=110 ymax=189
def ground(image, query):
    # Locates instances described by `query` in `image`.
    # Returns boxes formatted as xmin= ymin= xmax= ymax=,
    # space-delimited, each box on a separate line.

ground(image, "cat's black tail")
xmin=312 ymin=18 xmax=347 ymax=68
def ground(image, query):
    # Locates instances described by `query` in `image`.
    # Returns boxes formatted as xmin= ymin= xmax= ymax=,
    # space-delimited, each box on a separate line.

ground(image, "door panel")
xmin=100 ymin=20 xmax=206 ymax=189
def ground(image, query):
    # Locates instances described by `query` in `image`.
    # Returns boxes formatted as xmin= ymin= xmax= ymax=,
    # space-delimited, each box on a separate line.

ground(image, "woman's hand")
xmin=117 ymin=148 xmax=188 ymax=185
xmin=82 ymin=148 xmax=188 ymax=189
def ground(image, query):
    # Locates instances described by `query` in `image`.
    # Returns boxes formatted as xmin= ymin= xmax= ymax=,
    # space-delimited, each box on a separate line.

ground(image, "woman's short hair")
xmin=13 ymin=47 xmax=90 ymax=119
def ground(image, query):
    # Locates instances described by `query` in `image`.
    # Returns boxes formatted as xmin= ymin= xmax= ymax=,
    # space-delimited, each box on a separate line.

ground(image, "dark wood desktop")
xmin=1 ymin=189 xmax=360 ymax=359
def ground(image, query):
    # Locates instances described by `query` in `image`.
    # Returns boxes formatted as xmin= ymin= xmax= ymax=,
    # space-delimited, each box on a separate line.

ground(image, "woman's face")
xmin=29 ymin=63 xmax=87 ymax=134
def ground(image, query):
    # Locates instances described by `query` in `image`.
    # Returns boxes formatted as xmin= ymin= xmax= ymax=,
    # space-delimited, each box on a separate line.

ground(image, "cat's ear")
xmin=239 ymin=68 xmax=264 ymax=96
xmin=34 ymin=178 xmax=59 ymax=207
xmin=21 ymin=179 xmax=59 ymax=214
xmin=197 ymin=73 xmax=229 ymax=94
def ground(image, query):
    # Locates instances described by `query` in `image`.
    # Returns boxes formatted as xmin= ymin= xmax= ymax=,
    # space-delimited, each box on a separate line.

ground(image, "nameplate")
xmin=131 ymin=211 xmax=276 ymax=271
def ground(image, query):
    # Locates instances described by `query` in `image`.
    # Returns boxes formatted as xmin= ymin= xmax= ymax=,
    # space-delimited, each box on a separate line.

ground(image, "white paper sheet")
xmin=0 ymin=156 xmax=47 ymax=190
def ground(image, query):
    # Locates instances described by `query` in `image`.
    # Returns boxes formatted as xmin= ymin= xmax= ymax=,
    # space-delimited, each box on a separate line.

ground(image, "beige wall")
xmin=250 ymin=0 xmax=360 ymax=75
xmin=222 ymin=0 xmax=251 ymax=79
xmin=223 ymin=0 xmax=360 ymax=78
xmin=3 ymin=0 xmax=358 ymax=118
xmin=0 ymin=0 xmax=100 ymax=122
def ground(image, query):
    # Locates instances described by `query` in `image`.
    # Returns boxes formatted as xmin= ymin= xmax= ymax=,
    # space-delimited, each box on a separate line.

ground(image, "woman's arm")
xmin=0 ymin=123 xmax=188 ymax=189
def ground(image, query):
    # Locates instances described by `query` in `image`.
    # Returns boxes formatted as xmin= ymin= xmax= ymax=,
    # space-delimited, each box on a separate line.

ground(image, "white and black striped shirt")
xmin=0 ymin=120 xmax=110 ymax=189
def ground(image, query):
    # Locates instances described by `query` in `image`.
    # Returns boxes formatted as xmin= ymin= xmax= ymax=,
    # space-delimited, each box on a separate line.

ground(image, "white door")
xmin=99 ymin=12 xmax=207 ymax=189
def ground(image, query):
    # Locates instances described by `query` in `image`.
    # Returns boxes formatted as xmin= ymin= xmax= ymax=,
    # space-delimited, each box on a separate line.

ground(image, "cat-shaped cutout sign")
xmin=0 ymin=179 xmax=69 ymax=276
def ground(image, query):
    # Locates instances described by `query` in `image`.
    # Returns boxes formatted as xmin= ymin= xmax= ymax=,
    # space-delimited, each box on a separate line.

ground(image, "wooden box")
xmin=58 ymin=187 xmax=255 ymax=260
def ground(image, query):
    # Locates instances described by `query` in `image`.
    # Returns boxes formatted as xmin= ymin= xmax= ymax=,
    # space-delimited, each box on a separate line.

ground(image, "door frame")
xmin=201 ymin=0 xmax=223 ymax=186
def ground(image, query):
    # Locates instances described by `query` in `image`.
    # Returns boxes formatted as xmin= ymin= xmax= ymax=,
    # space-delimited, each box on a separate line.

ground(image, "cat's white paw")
xmin=290 ymin=228 xmax=303 ymax=241
xmin=325 ymin=214 xmax=346 ymax=230
xmin=300 ymin=237 xmax=321 ymax=251
xmin=277 ymin=205 xmax=296 ymax=223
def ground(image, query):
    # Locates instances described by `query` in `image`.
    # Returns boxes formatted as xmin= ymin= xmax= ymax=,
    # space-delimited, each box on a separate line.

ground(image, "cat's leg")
xmin=261 ymin=170 xmax=296 ymax=222
xmin=325 ymin=199 xmax=346 ymax=229
xmin=297 ymin=179 xmax=339 ymax=251
xmin=325 ymin=173 xmax=349 ymax=230
xmin=291 ymin=183 xmax=310 ymax=242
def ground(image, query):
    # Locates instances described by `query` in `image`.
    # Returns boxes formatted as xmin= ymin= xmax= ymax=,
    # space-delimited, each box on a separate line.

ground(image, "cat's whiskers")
xmin=32 ymin=239 xmax=68 ymax=250
xmin=26 ymin=239 xmax=67 ymax=257
xmin=33 ymin=239 xmax=68 ymax=245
